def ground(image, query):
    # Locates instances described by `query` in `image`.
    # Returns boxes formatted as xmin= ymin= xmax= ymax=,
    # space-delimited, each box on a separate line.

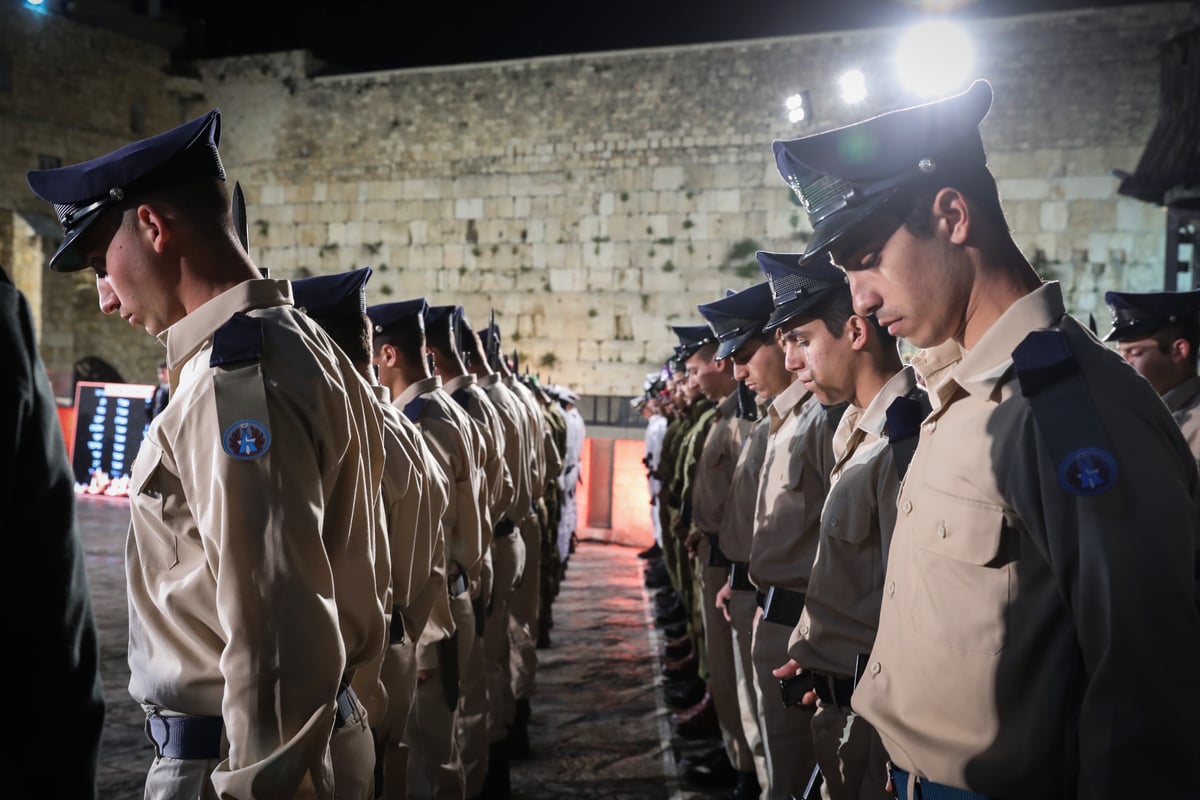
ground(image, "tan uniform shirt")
xmin=692 ymin=391 xmax=752 ymax=535
xmin=853 ymin=283 xmax=1200 ymax=798
xmin=507 ymin=376 xmax=549 ymax=499
xmin=788 ymin=367 xmax=918 ymax=678
xmin=1163 ymin=374 xmax=1200 ymax=467
xmin=397 ymin=377 xmax=486 ymax=656
xmin=719 ymin=410 xmax=772 ymax=563
xmin=443 ymin=373 xmax=513 ymax=541
xmin=478 ymin=373 xmax=531 ymax=524
xmin=353 ymin=386 xmax=449 ymax=717
xmin=749 ymin=380 xmax=836 ymax=592
xmin=128 ymin=279 xmax=387 ymax=797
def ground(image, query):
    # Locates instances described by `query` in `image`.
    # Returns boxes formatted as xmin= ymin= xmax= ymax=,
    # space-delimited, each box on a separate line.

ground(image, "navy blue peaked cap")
xmin=773 ymin=80 xmax=993 ymax=260
xmin=1103 ymin=288 xmax=1200 ymax=342
xmin=27 ymin=110 xmax=225 ymax=272
xmin=672 ymin=323 xmax=716 ymax=360
xmin=758 ymin=250 xmax=848 ymax=332
xmin=368 ymin=298 xmax=428 ymax=335
xmin=291 ymin=266 xmax=372 ymax=316
xmin=697 ymin=281 xmax=775 ymax=361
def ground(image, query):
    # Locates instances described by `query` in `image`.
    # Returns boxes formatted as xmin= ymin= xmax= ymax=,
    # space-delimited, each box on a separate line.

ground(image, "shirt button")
xmin=887 ymin=581 xmax=895 ymax=596
xmin=870 ymin=662 xmax=881 ymax=675
xmin=830 ymin=517 xmax=839 ymax=528
xmin=799 ymin=624 xmax=809 ymax=635
xmin=927 ymin=420 xmax=937 ymax=432
xmin=937 ymin=522 xmax=947 ymax=538
xmin=902 ymin=500 xmax=913 ymax=514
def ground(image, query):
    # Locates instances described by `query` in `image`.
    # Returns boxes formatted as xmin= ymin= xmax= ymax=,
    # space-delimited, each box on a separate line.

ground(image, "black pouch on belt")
xmin=438 ymin=632 xmax=460 ymax=711
xmin=706 ymin=534 xmax=732 ymax=568
xmin=472 ymin=595 xmax=486 ymax=637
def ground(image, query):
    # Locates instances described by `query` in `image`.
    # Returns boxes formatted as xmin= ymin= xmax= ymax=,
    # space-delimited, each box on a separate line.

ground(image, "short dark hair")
xmin=892 ymin=162 xmax=1009 ymax=237
xmin=1152 ymin=319 xmax=1200 ymax=358
xmin=373 ymin=326 xmax=425 ymax=369
xmin=309 ymin=312 xmax=372 ymax=371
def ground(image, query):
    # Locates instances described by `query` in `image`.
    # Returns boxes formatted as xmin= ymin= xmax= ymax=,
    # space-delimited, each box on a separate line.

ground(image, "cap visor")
xmin=48 ymin=218 xmax=97 ymax=272
xmin=716 ymin=330 xmax=758 ymax=361
xmin=803 ymin=192 xmax=894 ymax=261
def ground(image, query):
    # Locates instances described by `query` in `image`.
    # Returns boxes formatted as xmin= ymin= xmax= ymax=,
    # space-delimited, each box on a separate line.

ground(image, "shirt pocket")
xmin=909 ymin=488 xmax=1012 ymax=654
xmin=820 ymin=498 xmax=882 ymax=602
xmin=130 ymin=445 xmax=180 ymax=570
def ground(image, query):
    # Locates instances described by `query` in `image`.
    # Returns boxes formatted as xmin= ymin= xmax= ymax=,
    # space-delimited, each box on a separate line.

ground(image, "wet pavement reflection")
xmin=78 ymin=496 xmax=723 ymax=799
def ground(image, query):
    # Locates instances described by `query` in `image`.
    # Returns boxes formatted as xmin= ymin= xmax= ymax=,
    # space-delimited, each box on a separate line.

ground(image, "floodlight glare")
xmin=896 ymin=21 xmax=974 ymax=97
xmin=839 ymin=70 xmax=868 ymax=104
xmin=785 ymin=92 xmax=809 ymax=125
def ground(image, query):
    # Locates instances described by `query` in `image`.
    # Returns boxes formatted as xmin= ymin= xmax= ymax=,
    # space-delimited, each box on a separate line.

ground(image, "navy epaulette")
xmin=1011 ymin=328 xmax=1118 ymax=496
xmin=210 ymin=313 xmax=263 ymax=368
xmin=885 ymin=388 xmax=932 ymax=482
xmin=403 ymin=396 xmax=428 ymax=423
xmin=451 ymin=387 xmax=471 ymax=411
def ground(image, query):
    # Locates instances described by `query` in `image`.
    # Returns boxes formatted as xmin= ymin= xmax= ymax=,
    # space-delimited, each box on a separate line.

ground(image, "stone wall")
xmin=2 ymin=1 xmax=1196 ymax=395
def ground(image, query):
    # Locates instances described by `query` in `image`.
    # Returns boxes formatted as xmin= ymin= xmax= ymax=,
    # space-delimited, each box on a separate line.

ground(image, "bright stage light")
xmin=840 ymin=70 xmax=868 ymax=105
xmin=785 ymin=91 xmax=810 ymax=124
xmin=896 ymin=21 xmax=974 ymax=97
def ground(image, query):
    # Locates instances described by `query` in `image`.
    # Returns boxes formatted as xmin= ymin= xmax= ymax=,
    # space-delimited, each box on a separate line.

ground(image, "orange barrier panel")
xmin=58 ymin=404 xmax=75 ymax=459
xmin=578 ymin=437 xmax=653 ymax=550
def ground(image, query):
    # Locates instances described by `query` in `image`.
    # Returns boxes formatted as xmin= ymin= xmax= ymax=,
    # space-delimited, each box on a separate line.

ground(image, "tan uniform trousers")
xmin=811 ymin=700 xmax=891 ymax=800
xmin=374 ymin=638 xmax=418 ymax=800
xmin=752 ymin=612 xmax=816 ymax=800
xmin=508 ymin=510 xmax=541 ymax=702
xmin=729 ymin=588 xmax=768 ymax=791
xmin=328 ymin=692 xmax=376 ymax=800
xmin=484 ymin=529 xmax=526 ymax=743
xmin=407 ymin=593 xmax=474 ymax=800
xmin=697 ymin=537 xmax=754 ymax=774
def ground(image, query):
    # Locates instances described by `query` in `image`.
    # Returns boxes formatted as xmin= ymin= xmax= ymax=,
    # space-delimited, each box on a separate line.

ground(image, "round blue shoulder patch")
xmin=1056 ymin=447 xmax=1118 ymax=496
xmin=222 ymin=419 xmax=271 ymax=460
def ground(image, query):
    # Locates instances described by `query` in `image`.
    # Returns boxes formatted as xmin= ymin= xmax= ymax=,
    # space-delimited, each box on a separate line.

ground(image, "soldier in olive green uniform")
xmin=28 ymin=110 xmax=390 ymax=799
xmin=773 ymin=78 xmax=1200 ymax=799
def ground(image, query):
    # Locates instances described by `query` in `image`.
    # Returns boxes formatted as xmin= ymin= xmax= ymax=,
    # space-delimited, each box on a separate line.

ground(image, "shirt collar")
xmin=161 ymin=279 xmax=292 ymax=370
xmin=442 ymin=373 xmax=477 ymax=393
xmin=951 ymin=282 xmax=1066 ymax=399
xmin=715 ymin=390 xmax=739 ymax=419
xmin=477 ymin=372 xmax=499 ymax=388
xmin=397 ymin=375 xmax=441 ymax=407
xmin=858 ymin=365 xmax=920 ymax=438
xmin=768 ymin=378 xmax=812 ymax=433
xmin=371 ymin=384 xmax=390 ymax=405
xmin=1162 ymin=374 xmax=1200 ymax=413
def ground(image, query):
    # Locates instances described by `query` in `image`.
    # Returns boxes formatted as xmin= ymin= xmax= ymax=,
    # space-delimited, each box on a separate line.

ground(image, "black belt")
xmin=145 ymin=683 xmax=359 ymax=759
xmin=889 ymin=767 xmax=992 ymax=800
xmin=706 ymin=534 xmax=731 ymax=567
xmin=811 ymin=671 xmax=854 ymax=708
xmin=494 ymin=519 xmax=516 ymax=537
xmin=728 ymin=561 xmax=754 ymax=592
xmin=448 ymin=571 xmax=469 ymax=596
xmin=760 ymin=586 xmax=806 ymax=627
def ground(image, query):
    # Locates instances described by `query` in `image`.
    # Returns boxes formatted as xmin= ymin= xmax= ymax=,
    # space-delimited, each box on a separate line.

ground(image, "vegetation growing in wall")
xmin=318 ymin=243 xmax=339 ymax=258
xmin=588 ymin=308 xmax=598 ymax=317
xmin=662 ymin=261 xmax=676 ymax=273
xmin=620 ymin=192 xmax=629 ymax=202
xmin=255 ymin=219 xmax=270 ymax=237
xmin=720 ymin=238 xmax=760 ymax=277
xmin=681 ymin=218 xmax=694 ymax=230
xmin=364 ymin=241 xmax=383 ymax=255
xmin=379 ymin=284 xmax=393 ymax=295
xmin=539 ymin=352 xmax=559 ymax=368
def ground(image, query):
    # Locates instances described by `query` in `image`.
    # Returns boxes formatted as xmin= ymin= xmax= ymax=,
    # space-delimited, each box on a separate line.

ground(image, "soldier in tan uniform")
xmin=370 ymin=298 xmax=489 ymax=800
xmin=481 ymin=322 xmax=562 ymax=759
xmin=293 ymin=270 xmax=451 ymax=800
xmin=773 ymin=78 xmax=1200 ymax=798
xmin=680 ymin=312 xmax=757 ymax=798
xmin=700 ymin=281 xmax=791 ymax=796
xmin=458 ymin=312 xmax=530 ymax=797
xmin=1103 ymin=289 xmax=1200 ymax=465
xmin=425 ymin=305 xmax=518 ymax=800
xmin=741 ymin=250 xmax=843 ymax=800
xmin=764 ymin=256 xmax=921 ymax=800
xmin=28 ymin=110 xmax=390 ymax=799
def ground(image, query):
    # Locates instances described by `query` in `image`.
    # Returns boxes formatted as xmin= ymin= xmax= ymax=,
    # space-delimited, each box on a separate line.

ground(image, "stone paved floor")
xmin=78 ymin=496 xmax=726 ymax=799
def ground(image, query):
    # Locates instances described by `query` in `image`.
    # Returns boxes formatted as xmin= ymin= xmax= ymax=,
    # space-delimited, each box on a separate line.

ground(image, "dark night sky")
xmin=172 ymin=0 xmax=1184 ymax=72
